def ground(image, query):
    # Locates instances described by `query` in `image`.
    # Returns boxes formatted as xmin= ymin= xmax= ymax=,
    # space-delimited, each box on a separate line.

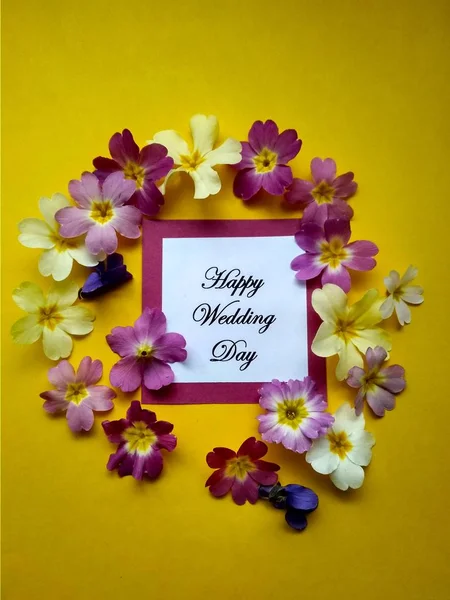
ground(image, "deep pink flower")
xmin=93 ymin=129 xmax=174 ymax=217
xmin=40 ymin=357 xmax=116 ymax=432
xmin=106 ymin=307 xmax=187 ymax=392
xmin=286 ymin=158 xmax=357 ymax=225
xmin=258 ymin=378 xmax=334 ymax=453
xmin=102 ymin=401 xmax=177 ymax=480
xmin=291 ymin=218 xmax=378 ymax=292
xmin=206 ymin=437 xmax=280 ymax=505
xmin=233 ymin=120 xmax=301 ymax=201
xmin=347 ymin=346 xmax=406 ymax=417
xmin=56 ymin=172 xmax=141 ymax=255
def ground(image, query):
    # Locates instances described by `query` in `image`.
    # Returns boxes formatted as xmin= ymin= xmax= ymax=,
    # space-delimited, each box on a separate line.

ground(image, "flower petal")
xmin=336 ymin=343 xmax=364 ymax=381
xmin=310 ymin=158 xmax=336 ymax=183
xmin=321 ymin=264 xmax=351 ymax=292
xmin=209 ymin=474 xmax=234 ymax=498
xmin=291 ymin=253 xmax=324 ymax=280
xmin=333 ymin=402 xmax=365 ymax=432
xmin=233 ymin=169 xmax=263 ymax=201
xmin=144 ymin=451 xmax=164 ymax=479
xmin=39 ymin=194 xmax=71 ymax=226
xmin=285 ymin=509 xmax=308 ymax=531
xmin=343 ymin=241 xmax=378 ymax=271
xmin=152 ymin=333 xmax=187 ymax=362
xmin=402 ymin=286 xmax=424 ymax=304
xmin=311 ymin=322 xmax=342 ymax=357
xmin=134 ymin=308 xmax=167 ymax=344
xmin=190 ymin=114 xmax=218 ymax=155
xmin=295 ymin=222 xmax=325 ymax=253
xmin=109 ymin=129 xmax=140 ymax=165
xmin=285 ymin=178 xmax=314 ymax=206
xmin=248 ymin=469 xmax=278 ymax=485
xmin=109 ymin=356 xmax=142 ymax=392
xmin=69 ymin=173 xmax=101 ymax=208
xmin=400 ymin=265 xmax=418 ymax=286
xmin=39 ymin=248 xmax=73 ymax=281
xmin=333 ymin=172 xmax=357 ymax=198
xmin=56 ymin=207 xmax=93 ymax=238
xmin=12 ymin=281 xmax=45 ymax=313
xmin=347 ymin=366 xmax=365 ymax=388
xmin=274 ymin=129 xmax=301 ymax=163
xmin=285 ymin=484 xmax=318 ymax=511
xmin=306 ymin=437 xmax=339 ymax=474
xmin=113 ymin=205 xmax=142 ymax=239
xmin=58 ymin=306 xmax=94 ymax=335
xmin=66 ymin=402 xmax=94 ymax=432
xmin=324 ymin=218 xmax=351 ymax=246
xmin=207 ymin=452 xmax=227 ymax=469
xmin=379 ymin=365 xmax=406 ymax=393
xmin=190 ymin=163 xmax=221 ymax=199
xmin=68 ymin=244 xmax=101 ymax=268
xmin=41 ymin=390 xmax=68 ymax=413
xmin=349 ymin=289 xmax=383 ymax=328
xmin=248 ymin=120 xmax=278 ymax=153
xmin=366 ymin=386 xmax=396 ymax=417
xmin=48 ymin=360 xmax=76 ymax=387
xmin=380 ymin=296 xmax=395 ymax=319
xmin=205 ymin=137 xmax=242 ymax=166
xmin=46 ymin=280 xmax=78 ymax=310
xmin=384 ymin=270 xmax=401 ymax=293
xmin=84 ymin=386 xmax=115 ymax=411
xmin=330 ymin=457 xmax=365 ymax=491
xmin=140 ymin=143 xmax=173 ymax=176
xmin=237 ymin=437 xmax=267 ymax=459
xmin=102 ymin=172 xmax=136 ymax=207
xmin=107 ymin=325 xmax=139 ymax=357
xmin=76 ymin=356 xmax=102 ymax=385
xmin=11 ymin=314 xmax=42 ymax=344
xmin=151 ymin=131 xmax=189 ymax=164
xmin=352 ymin=328 xmax=392 ymax=356
xmin=85 ymin=224 xmax=118 ymax=255
xmin=395 ymin=299 xmax=411 ymax=326
xmin=311 ymin=283 xmax=348 ymax=324
xmin=365 ymin=346 xmax=387 ymax=369
xmin=143 ymin=359 xmax=174 ymax=390
xmin=42 ymin=327 xmax=73 ymax=360
xmin=261 ymin=164 xmax=293 ymax=195
xmin=18 ymin=218 xmax=54 ymax=249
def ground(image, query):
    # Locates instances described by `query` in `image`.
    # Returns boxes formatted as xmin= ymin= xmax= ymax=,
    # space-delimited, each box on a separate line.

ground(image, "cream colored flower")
xmin=380 ymin=265 xmax=424 ymax=326
xmin=18 ymin=194 xmax=102 ymax=281
xmin=306 ymin=403 xmax=375 ymax=491
xmin=311 ymin=283 xmax=391 ymax=381
xmin=150 ymin=114 xmax=242 ymax=199
xmin=11 ymin=281 xmax=95 ymax=360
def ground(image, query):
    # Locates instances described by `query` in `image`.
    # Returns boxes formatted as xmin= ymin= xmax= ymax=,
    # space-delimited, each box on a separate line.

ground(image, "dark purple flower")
xmin=233 ymin=120 xmax=301 ymax=201
xmin=79 ymin=253 xmax=132 ymax=299
xmin=259 ymin=482 xmax=318 ymax=531
xmin=93 ymin=129 xmax=174 ymax=217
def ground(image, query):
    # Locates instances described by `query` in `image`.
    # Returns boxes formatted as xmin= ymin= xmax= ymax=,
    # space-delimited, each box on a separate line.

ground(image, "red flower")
xmin=205 ymin=437 xmax=280 ymax=505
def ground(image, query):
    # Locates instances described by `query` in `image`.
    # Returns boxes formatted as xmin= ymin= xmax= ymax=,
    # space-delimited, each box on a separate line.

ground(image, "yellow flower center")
xmin=328 ymin=430 xmax=353 ymax=459
xmin=333 ymin=316 xmax=357 ymax=343
xmin=123 ymin=421 xmax=156 ymax=454
xmin=90 ymin=200 xmax=114 ymax=224
xmin=50 ymin=232 xmax=78 ymax=252
xmin=123 ymin=161 xmax=146 ymax=189
xmin=277 ymin=398 xmax=309 ymax=429
xmin=137 ymin=344 xmax=153 ymax=359
xmin=253 ymin=148 xmax=278 ymax=173
xmin=179 ymin=149 xmax=205 ymax=172
xmin=311 ymin=180 xmax=335 ymax=204
xmin=65 ymin=382 xmax=88 ymax=405
xmin=319 ymin=238 xmax=348 ymax=268
xmin=225 ymin=456 xmax=255 ymax=480
xmin=37 ymin=305 xmax=63 ymax=330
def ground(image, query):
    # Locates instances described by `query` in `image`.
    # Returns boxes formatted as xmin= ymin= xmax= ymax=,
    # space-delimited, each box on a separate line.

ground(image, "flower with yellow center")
xmin=151 ymin=114 xmax=242 ymax=199
xmin=380 ymin=265 xmax=424 ymax=326
xmin=11 ymin=280 xmax=95 ymax=360
xmin=18 ymin=194 xmax=102 ymax=281
xmin=311 ymin=284 xmax=391 ymax=381
xmin=306 ymin=403 xmax=375 ymax=491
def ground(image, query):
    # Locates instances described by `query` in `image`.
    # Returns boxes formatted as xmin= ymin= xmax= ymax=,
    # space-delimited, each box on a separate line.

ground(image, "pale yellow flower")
xmin=380 ymin=265 xmax=424 ymax=326
xmin=311 ymin=284 xmax=391 ymax=381
xmin=11 ymin=280 xmax=95 ymax=361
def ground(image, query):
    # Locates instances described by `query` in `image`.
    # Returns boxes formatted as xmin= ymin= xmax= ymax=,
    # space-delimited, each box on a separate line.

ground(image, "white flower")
xmin=150 ymin=114 xmax=242 ymax=199
xmin=11 ymin=280 xmax=95 ymax=361
xmin=18 ymin=194 xmax=102 ymax=281
xmin=380 ymin=265 xmax=424 ymax=326
xmin=305 ymin=403 xmax=375 ymax=491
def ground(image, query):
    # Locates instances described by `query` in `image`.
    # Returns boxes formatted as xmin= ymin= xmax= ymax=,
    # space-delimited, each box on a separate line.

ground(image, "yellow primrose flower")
xmin=311 ymin=283 xmax=391 ymax=381
xmin=150 ymin=114 xmax=242 ymax=199
xmin=11 ymin=280 xmax=95 ymax=361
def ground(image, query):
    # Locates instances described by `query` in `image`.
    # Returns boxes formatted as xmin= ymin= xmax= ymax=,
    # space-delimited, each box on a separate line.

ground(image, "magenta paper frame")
xmin=142 ymin=219 xmax=326 ymax=405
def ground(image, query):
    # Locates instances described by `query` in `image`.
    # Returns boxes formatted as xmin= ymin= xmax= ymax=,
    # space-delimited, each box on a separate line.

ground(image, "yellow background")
xmin=2 ymin=1 xmax=450 ymax=598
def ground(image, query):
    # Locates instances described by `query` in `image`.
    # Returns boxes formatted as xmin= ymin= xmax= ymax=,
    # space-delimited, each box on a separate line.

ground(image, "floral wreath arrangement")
xmin=12 ymin=115 xmax=424 ymax=531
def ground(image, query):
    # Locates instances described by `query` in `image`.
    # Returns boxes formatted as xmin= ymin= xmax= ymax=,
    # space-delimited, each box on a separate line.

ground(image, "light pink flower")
xmin=347 ymin=346 xmax=406 ymax=417
xmin=40 ymin=357 xmax=116 ymax=432
xmin=56 ymin=172 xmax=141 ymax=256
xmin=258 ymin=378 xmax=334 ymax=453
xmin=285 ymin=158 xmax=357 ymax=225
xmin=291 ymin=218 xmax=378 ymax=292
xmin=106 ymin=307 xmax=187 ymax=392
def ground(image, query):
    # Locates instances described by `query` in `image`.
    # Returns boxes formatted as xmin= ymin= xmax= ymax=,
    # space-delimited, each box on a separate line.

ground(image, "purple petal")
xmin=75 ymin=357 xmax=102 ymax=386
xmin=321 ymin=264 xmax=351 ymax=292
xmin=248 ymin=120 xmax=279 ymax=153
xmin=84 ymin=386 xmax=115 ymax=410
xmin=152 ymin=333 xmax=187 ymax=363
xmin=233 ymin=169 xmax=263 ymax=200
xmin=134 ymin=308 xmax=167 ymax=344
xmin=144 ymin=451 xmax=164 ymax=479
xmin=102 ymin=419 xmax=128 ymax=443
xmin=113 ymin=205 xmax=141 ymax=239
xmin=285 ymin=509 xmax=308 ymax=531
xmin=126 ymin=400 xmax=156 ymax=425
xmin=327 ymin=198 xmax=354 ymax=221
xmin=66 ymin=402 xmax=94 ymax=432
xmin=366 ymin=346 xmax=387 ymax=370
xmin=261 ymin=164 xmax=293 ymax=195
xmin=294 ymin=222 xmax=325 ymax=253
xmin=354 ymin=387 xmax=366 ymax=416
xmin=155 ymin=433 xmax=177 ymax=452
xmin=324 ymin=218 xmax=351 ymax=245
xmin=347 ymin=366 xmax=366 ymax=388
xmin=140 ymin=144 xmax=174 ymax=180
xmin=285 ymin=178 xmax=314 ymax=205
xmin=290 ymin=253 xmax=324 ymax=280
xmin=109 ymin=356 xmax=143 ymax=392
xmin=342 ymin=241 xmax=378 ymax=271
xmin=132 ymin=455 xmax=147 ymax=480
xmin=285 ymin=484 xmax=318 ymax=511
xmin=92 ymin=157 xmax=121 ymax=173
xmin=366 ymin=386 xmax=396 ymax=417
xmin=117 ymin=454 xmax=136 ymax=477
xmin=85 ymin=224 xmax=118 ymax=255
xmin=379 ymin=365 xmax=406 ymax=393
xmin=135 ymin=182 xmax=164 ymax=217
xmin=107 ymin=325 xmax=139 ymax=357
xmin=333 ymin=172 xmax=357 ymax=198
xmin=56 ymin=206 xmax=92 ymax=238
xmin=68 ymin=173 xmax=101 ymax=208
xmin=109 ymin=130 xmax=139 ymax=165
xmin=301 ymin=202 xmax=329 ymax=225
xmin=310 ymin=158 xmax=336 ymax=183
xmin=48 ymin=360 xmax=76 ymax=387
xmin=41 ymin=390 xmax=68 ymax=413
xmin=102 ymin=172 xmax=136 ymax=207
xmin=274 ymin=129 xmax=301 ymax=163
xmin=143 ymin=359 xmax=174 ymax=390
xmin=235 ymin=141 xmax=256 ymax=170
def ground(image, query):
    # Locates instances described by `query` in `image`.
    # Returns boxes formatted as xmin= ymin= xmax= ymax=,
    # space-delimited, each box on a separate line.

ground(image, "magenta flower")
xmin=56 ymin=172 xmax=141 ymax=256
xmin=285 ymin=158 xmax=357 ymax=225
xmin=102 ymin=401 xmax=177 ymax=480
xmin=291 ymin=218 xmax=378 ymax=292
xmin=347 ymin=346 xmax=406 ymax=417
xmin=40 ymin=357 xmax=116 ymax=432
xmin=233 ymin=120 xmax=301 ymax=201
xmin=93 ymin=129 xmax=174 ymax=217
xmin=106 ymin=307 xmax=187 ymax=392
xmin=258 ymin=378 xmax=334 ymax=453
